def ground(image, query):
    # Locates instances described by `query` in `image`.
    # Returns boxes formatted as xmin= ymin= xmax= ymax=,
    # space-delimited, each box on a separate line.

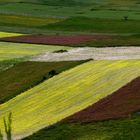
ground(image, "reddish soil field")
xmin=64 ymin=77 xmax=140 ymax=123
xmin=0 ymin=35 xmax=112 ymax=45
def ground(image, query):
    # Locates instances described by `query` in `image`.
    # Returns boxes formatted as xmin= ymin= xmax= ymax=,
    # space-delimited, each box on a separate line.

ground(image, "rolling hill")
xmin=0 ymin=60 xmax=87 ymax=103
xmin=0 ymin=0 xmax=139 ymax=6
xmin=0 ymin=42 xmax=71 ymax=61
xmin=0 ymin=60 xmax=140 ymax=139
xmin=24 ymin=115 xmax=140 ymax=140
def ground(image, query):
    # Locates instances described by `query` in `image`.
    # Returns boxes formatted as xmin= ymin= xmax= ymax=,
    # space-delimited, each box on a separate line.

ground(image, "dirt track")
xmin=31 ymin=47 xmax=140 ymax=61
xmin=64 ymin=77 xmax=140 ymax=123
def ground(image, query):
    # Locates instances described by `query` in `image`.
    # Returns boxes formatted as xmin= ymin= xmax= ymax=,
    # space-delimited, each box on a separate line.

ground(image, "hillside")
xmin=65 ymin=76 xmax=140 ymax=122
xmin=0 ymin=0 xmax=139 ymax=6
xmin=0 ymin=42 xmax=71 ymax=61
xmin=0 ymin=60 xmax=87 ymax=103
xmin=24 ymin=115 xmax=140 ymax=140
xmin=0 ymin=60 xmax=140 ymax=139
xmin=0 ymin=1 xmax=139 ymax=140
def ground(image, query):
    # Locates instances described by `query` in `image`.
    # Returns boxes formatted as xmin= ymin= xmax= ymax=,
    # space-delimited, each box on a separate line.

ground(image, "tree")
xmin=48 ymin=70 xmax=58 ymax=78
xmin=124 ymin=16 xmax=128 ymax=21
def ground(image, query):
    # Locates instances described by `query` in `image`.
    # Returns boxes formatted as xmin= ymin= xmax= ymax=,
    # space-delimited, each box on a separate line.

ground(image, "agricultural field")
xmin=32 ymin=47 xmax=140 ymax=61
xmin=0 ymin=0 xmax=139 ymax=140
xmin=0 ymin=42 xmax=71 ymax=61
xmin=0 ymin=0 xmax=139 ymax=18
xmin=1 ymin=34 xmax=140 ymax=48
xmin=24 ymin=115 xmax=140 ymax=140
xmin=0 ymin=0 xmax=139 ymax=35
xmin=0 ymin=60 xmax=140 ymax=139
xmin=0 ymin=31 xmax=22 ymax=38
xmin=45 ymin=17 xmax=140 ymax=34
xmin=0 ymin=60 xmax=87 ymax=103
xmin=65 ymin=76 xmax=140 ymax=122
xmin=0 ymin=14 xmax=61 ymax=27
xmin=0 ymin=59 xmax=22 ymax=72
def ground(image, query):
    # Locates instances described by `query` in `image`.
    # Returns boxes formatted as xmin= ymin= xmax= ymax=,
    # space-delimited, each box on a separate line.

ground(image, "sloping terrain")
xmin=32 ymin=47 xmax=140 ymax=61
xmin=45 ymin=17 xmax=140 ymax=34
xmin=0 ymin=14 xmax=61 ymax=27
xmin=24 ymin=115 xmax=140 ymax=140
xmin=0 ymin=60 xmax=140 ymax=139
xmin=0 ymin=0 xmax=139 ymax=35
xmin=1 ymin=34 xmax=140 ymax=47
xmin=0 ymin=42 xmax=71 ymax=61
xmin=65 ymin=77 xmax=140 ymax=122
xmin=0 ymin=31 xmax=22 ymax=38
xmin=0 ymin=0 xmax=139 ymax=7
xmin=0 ymin=59 xmax=22 ymax=72
xmin=0 ymin=60 xmax=86 ymax=103
xmin=0 ymin=34 xmax=112 ymax=45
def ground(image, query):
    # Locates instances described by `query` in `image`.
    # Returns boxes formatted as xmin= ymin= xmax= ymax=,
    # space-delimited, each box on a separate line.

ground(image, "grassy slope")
xmin=0 ymin=14 xmax=61 ymax=27
xmin=0 ymin=15 xmax=139 ymax=34
xmin=24 ymin=115 xmax=140 ymax=140
xmin=45 ymin=17 xmax=140 ymax=34
xmin=0 ymin=59 xmax=24 ymax=72
xmin=0 ymin=42 xmax=71 ymax=61
xmin=0 ymin=0 xmax=139 ymax=35
xmin=0 ymin=3 xmax=139 ymax=19
xmin=0 ymin=60 xmax=87 ymax=103
xmin=0 ymin=60 xmax=140 ymax=139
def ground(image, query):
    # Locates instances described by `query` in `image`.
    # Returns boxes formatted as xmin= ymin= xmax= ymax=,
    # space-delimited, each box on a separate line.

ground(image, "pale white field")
xmin=32 ymin=47 xmax=140 ymax=61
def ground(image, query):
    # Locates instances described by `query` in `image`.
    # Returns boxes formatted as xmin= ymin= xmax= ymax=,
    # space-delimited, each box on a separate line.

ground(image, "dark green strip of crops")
xmin=24 ymin=115 xmax=140 ymax=140
xmin=45 ymin=17 xmax=140 ymax=34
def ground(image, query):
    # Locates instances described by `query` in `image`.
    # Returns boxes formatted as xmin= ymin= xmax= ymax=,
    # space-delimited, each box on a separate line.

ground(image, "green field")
xmin=0 ymin=0 xmax=139 ymax=35
xmin=0 ymin=31 xmax=23 ymax=38
xmin=0 ymin=60 xmax=140 ymax=139
xmin=0 ymin=59 xmax=23 ymax=72
xmin=0 ymin=1 xmax=139 ymax=18
xmin=45 ymin=17 xmax=140 ymax=34
xmin=0 ymin=1 xmax=139 ymax=139
xmin=0 ymin=42 xmax=71 ymax=61
xmin=24 ymin=115 xmax=140 ymax=140
xmin=0 ymin=14 xmax=61 ymax=28
xmin=0 ymin=60 xmax=87 ymax=103
xmin=0 ymin=14 xmax=139 ymax=35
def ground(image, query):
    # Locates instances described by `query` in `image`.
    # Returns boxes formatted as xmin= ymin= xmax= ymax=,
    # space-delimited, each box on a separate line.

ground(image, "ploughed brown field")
xmin=0 ymin=35 xmax=112 ymax=45
xmin=64 ymin=77 xmax=140 ymax=123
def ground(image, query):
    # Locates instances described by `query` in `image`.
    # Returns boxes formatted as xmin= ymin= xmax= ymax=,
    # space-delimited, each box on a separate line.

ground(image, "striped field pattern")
xmin=0 ymin=42 xmax=71 ymax=61
xmin=0 ymin=60 xmax=140 ymax=139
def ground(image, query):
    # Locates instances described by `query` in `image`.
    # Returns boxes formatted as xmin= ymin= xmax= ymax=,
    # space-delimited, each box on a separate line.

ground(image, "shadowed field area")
xmin=0 ymin=60 xmax=87 ymax=103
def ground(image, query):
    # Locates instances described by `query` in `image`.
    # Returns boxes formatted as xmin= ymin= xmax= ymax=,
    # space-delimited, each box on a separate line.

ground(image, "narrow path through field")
xmin=31 ymin=47 xmax=140 ymax=61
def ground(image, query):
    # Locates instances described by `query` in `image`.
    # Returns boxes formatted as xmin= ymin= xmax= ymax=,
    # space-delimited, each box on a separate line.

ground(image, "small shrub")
xmin=3 ymin=112 xmax=12 ymax=140
xmin=48 ymin=70 xmax=58 ymax=78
